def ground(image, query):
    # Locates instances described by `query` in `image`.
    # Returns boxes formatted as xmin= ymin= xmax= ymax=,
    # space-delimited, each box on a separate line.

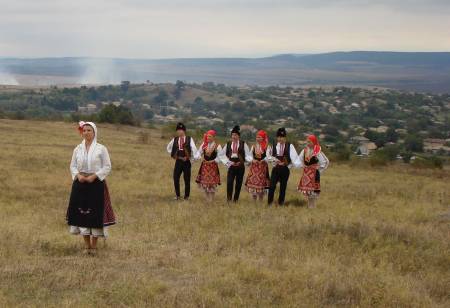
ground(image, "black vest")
xmin=272 ymin=142 xmax=292 ymax=165
xmin=252 ymin=147 xmax=267 ymax=161
xmin=226 ymin=140 xmax=245 ymax=164
xmin=171 ymin=136 xmax=192 ymax=159
xmin=304 ymin=152 xmax=319 ymax=166
xmin=203 ymin=146 xmax=218 ymax=161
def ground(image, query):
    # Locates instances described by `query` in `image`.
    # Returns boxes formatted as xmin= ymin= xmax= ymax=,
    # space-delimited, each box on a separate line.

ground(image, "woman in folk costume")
xmin=67 ymin=121 xmax=116 ymax=254
xmin=297 ymin=135 xmax=330 ymax=208
xmin=245 ymin=130 xmax=271 ymax=203
xmin=195 ymin=130 xmax=222 ymax=202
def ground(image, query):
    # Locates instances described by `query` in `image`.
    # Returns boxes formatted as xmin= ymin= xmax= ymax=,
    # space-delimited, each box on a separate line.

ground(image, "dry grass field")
xmin=0 ymin=119 xmax=449 ymax=307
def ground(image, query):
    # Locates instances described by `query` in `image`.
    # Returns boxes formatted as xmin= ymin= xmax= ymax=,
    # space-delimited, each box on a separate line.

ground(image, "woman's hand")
xmin=86 ymin=174 xmax=98 ymax=183
xmin=77 ymin=174 xmax=86 ymax=183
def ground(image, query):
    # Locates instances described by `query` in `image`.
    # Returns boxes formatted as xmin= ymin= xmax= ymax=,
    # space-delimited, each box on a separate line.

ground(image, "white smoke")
xmin=79 ymin=58 xmax=122 ymax=85
xmin=0 ymin=69 xmax=19 ymax=85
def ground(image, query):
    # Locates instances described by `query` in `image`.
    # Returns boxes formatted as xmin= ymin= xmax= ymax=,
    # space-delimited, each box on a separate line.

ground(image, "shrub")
xmin=412 ymin=156 xmax=443 ymax=169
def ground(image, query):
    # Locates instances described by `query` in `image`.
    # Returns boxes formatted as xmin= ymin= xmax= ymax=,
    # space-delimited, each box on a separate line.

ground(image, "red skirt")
xmin=103 ymin=181 xmax=116 ymax=226
xmin=245 ymin=160 xmax=270 ymax=194
xmin=196 ymin=161 xmax=221 ymax=192
xmin=298 ymin=166 xmax=321 ymax=196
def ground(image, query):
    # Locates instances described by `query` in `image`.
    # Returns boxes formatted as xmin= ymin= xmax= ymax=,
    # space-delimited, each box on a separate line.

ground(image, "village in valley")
xmin=1 ymin=81 xmax=449 ymax=166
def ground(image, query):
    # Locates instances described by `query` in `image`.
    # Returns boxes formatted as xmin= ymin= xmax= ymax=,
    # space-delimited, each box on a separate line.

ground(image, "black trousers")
xmin=268 ymin=166 xmax=290 ymax=205
xmin=227 ymin=166 xmax=245 ymax=202
xmin=173 ymin=159 xmax=191 ymax=198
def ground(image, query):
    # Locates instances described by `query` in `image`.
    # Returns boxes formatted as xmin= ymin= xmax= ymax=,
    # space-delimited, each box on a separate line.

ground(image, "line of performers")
xmin=65 ymin=121 xmax=329 ymax=253
xmin=167 ymin=123 xmax=329 ymax=207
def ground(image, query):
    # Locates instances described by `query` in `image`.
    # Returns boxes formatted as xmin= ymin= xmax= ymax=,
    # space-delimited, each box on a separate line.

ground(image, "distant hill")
xmin=1 ymin=51 xmax=450 ymax=93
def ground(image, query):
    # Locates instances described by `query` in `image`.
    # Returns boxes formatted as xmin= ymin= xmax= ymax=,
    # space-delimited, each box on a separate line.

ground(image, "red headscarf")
xmin=256 ymin=130 xmax=268 ymax=152
xmin=307 ymin=134 xmax=321 ymax=156
xmin=202 ymin=130 xmax=217 ymax=150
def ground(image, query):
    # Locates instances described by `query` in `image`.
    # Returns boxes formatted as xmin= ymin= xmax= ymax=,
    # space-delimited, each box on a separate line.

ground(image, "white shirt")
xmin=70 ymin=143 xmax=111 ymax=181
xmin=166 ymin=136 xmax=198 ymax=161
xmin=296 ymin=149 xmax=330 ymax=173
xmin=266 ymin=142 xmax=300 ymax=168
xmin=195 ymin=143 xmax=223 ymax=163
xmin=219 ymin=141 xmax=253 ymax=167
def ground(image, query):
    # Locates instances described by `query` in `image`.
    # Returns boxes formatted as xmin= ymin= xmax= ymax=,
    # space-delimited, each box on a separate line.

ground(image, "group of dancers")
xmin=167 ymin=123 xmax=330 ymax=207
xmin=66 ymin=121 xmax=329 ymax=253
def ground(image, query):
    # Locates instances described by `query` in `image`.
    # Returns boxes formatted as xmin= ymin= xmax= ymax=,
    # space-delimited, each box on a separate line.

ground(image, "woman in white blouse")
xmin=67 ymin=121 xmax=115 ymax=254
xmin=296 ymin=135 xmax=330 ymax=208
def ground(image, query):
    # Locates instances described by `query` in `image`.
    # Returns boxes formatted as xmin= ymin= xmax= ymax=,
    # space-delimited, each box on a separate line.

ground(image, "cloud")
xmin=0 ymin=0 xmax=449 ymax=58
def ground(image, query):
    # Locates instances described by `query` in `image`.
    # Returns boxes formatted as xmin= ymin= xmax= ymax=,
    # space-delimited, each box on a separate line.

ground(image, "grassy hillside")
xmin=0 ymin=119 xmax=449 ymax=307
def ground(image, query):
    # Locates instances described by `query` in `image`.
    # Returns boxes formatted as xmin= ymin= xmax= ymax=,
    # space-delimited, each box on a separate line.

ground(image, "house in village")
xmin=78 ymin=103 xmax=97 ymax=114
xmin=356 ymin=142 xmax=378 ymax=156
xmin=350 ymin=136 xmax=378 ymax=156
xmin=423 ymin=138 xmax=450 ymax=155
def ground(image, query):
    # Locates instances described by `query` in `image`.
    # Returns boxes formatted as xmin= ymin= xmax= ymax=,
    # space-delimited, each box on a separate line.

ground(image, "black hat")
xmin=176 ymin=122 xmax=186 ymax=131
xmin=231 ymin=125 xmax=240 ymax=136
xmin=276 ymin=127 xmax=287 ymax=137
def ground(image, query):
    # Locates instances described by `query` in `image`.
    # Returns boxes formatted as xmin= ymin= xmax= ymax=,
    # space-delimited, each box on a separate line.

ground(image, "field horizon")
xmin=0 ymin=119 xmax=449 ymax=307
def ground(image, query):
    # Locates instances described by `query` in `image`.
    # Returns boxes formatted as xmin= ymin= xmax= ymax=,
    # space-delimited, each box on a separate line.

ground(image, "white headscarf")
xmin=78 ymin=121 xmax=98 ymax=171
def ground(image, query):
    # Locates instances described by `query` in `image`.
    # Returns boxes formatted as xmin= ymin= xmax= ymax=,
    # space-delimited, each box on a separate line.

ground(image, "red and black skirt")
xmin=245 ymin=160 xmax=270 ymax=194
xmin=298 ymin=166 xmax=321 ymax=196
xmin=196 ymin=160 xmax=221 ymax=192
xmin=67 ymin=179 xmax=116 ymax=228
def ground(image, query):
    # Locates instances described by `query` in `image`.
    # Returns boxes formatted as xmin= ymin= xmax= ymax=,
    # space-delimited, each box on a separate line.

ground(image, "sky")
xmin=1 ymin=0 xmax=450 ymax=59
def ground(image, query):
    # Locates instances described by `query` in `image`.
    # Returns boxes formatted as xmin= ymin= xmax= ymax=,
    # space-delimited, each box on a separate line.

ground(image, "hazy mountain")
xmin=1 ymin=52 xmax=449 ymax=93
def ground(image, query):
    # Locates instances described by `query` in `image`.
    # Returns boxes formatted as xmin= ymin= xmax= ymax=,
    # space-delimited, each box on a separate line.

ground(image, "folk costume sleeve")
xmin=70 ymin=146 xmax=80 ymax=180
xmin=219 ymin=143 xmax=232 ymax=167
xmin=215 ymin=145 xmax=224 ymax=164
xmin=296 ymin=149 xmax=305 ymax=169
xmin=95 ymin=145 xmax=112 ymax=181
xmin=244 ymin=142 xmax=253 ymax=163
xmin=190 ymin=138 xmax=198 ymax=161
xmin=167 ymin=138 xmax=175 ymax=155
xmin=288 ymin=144 xmax=300 ymax=169
xmin=317 ymin=151 xmax=330 ymax=173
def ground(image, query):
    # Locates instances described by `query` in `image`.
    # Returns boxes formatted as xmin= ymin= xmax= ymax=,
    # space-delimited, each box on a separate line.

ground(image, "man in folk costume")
xmin=219 ymin=125 xmax=252 ymax=203
xmin=67 ymin=121 xmax=116 ymax=254
xmin=166 ymin=122 xmax=198 ymax=201
xmin=297 ymin=135 xmax=329 ymax=208
xmin=267 ymin=127 xmax=300 ymax=206
xmin=245 ymin=130 xmax=271 ymax=203
xmin=195 ymin=130 xmax=222 ymax=202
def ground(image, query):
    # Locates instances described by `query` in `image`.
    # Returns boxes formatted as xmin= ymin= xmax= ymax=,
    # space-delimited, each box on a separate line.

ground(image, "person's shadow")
xmin=285 ymin=197 xmax=307 ymax=207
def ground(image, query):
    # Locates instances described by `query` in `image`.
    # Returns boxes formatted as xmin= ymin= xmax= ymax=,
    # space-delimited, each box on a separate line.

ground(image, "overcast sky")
xmin=1 ymin=0 xmax=449 ymax=58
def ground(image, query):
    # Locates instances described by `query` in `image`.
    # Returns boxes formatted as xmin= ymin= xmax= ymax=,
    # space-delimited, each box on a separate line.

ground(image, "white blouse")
xmin=70 ymin=143 xmax=112 ymax=181
xmin=296 ymin=149 xmax=330 ymax=173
